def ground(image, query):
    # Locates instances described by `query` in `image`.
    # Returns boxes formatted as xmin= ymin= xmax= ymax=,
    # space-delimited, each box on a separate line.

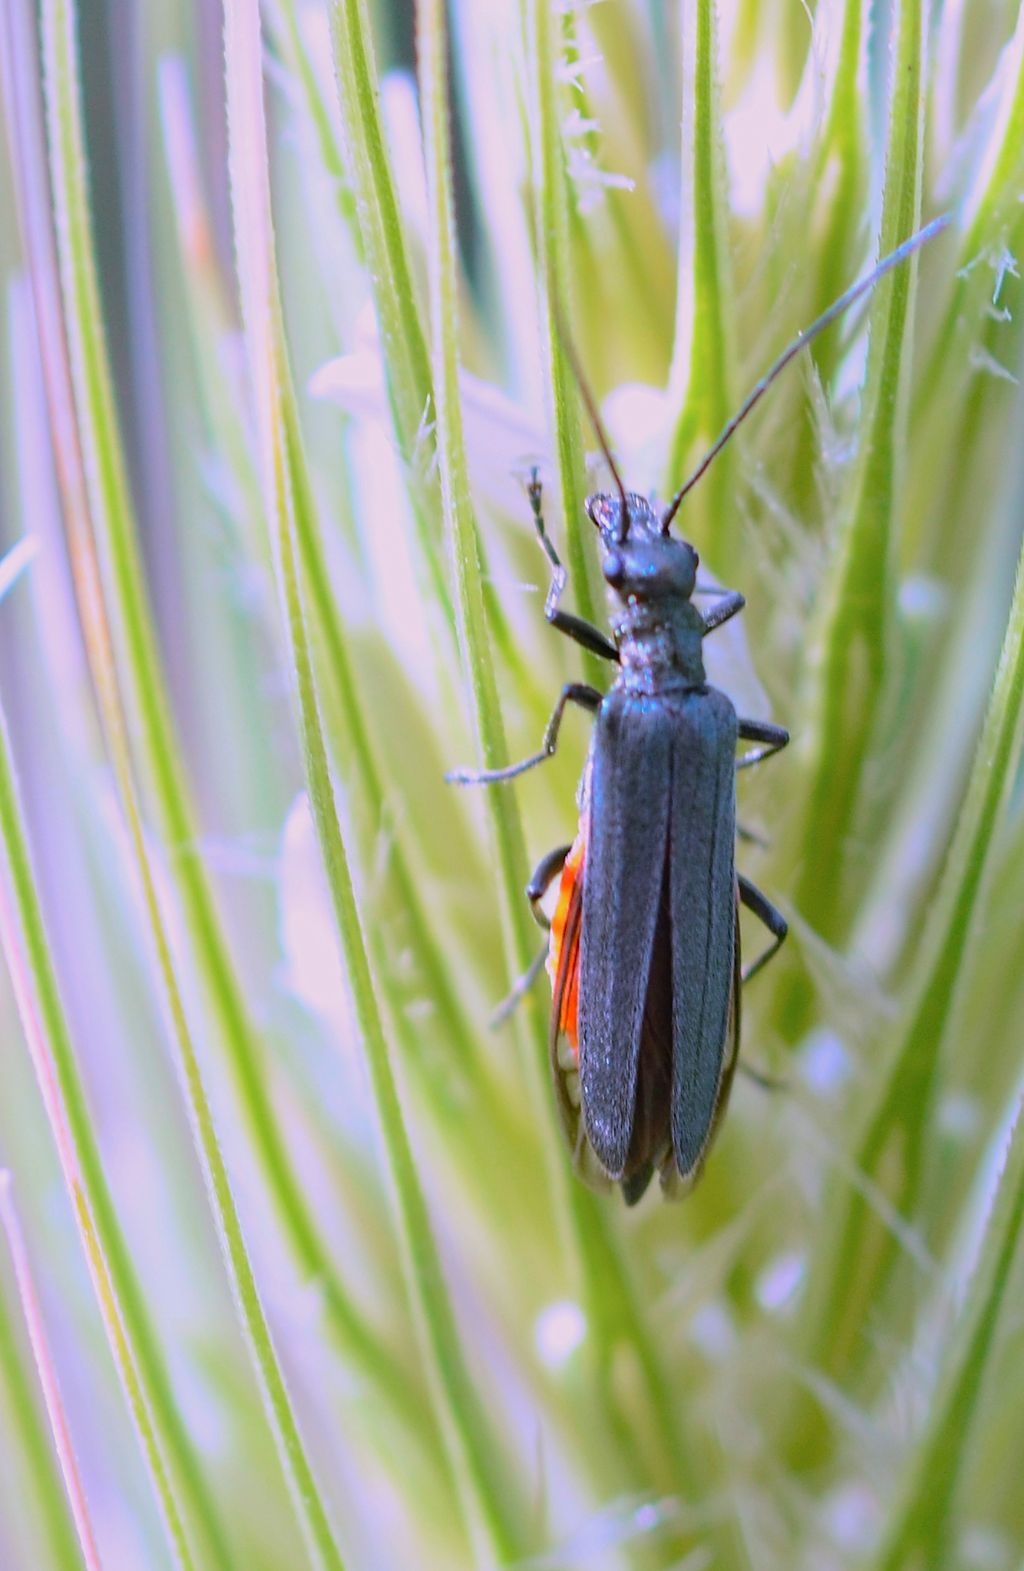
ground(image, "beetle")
xmin=452 ymin=469 xmax=787 ymax=1203
xmin=448 ymin=217 xmax=948 ymax=1204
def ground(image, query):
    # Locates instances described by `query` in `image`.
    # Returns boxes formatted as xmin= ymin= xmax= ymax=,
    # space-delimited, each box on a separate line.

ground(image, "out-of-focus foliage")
xmin=0 ymin=0 xmax=1022 ymax=1568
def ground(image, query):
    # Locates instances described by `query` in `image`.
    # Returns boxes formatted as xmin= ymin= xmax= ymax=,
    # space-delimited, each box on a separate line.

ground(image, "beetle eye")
xmin=603 ymin=552 xmax=625 ymax=587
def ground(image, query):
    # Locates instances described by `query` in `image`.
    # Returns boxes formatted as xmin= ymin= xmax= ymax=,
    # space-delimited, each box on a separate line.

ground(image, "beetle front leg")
xmin=528 ymin=472 xmax=618 ymax=663
xmin=446 ymin=684 xmax=602 ymax=785
xmin=700 ymin=590 xmax=745 ymax=634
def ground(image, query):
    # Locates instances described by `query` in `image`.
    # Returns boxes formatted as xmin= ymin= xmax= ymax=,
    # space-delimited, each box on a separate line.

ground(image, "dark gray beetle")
xmin=453 ymin=473 xmax=787 ymax=1205
xmin=448 ymin=217 xmax=947 ymax=1203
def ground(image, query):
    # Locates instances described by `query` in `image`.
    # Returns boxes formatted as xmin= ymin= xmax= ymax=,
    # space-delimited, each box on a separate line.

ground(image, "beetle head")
xmin=587 ymin=491 xmax=699 ymax=601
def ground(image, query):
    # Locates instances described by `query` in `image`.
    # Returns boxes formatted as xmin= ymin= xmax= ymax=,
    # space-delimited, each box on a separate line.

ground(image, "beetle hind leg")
xmin=489 ymin=946 xmax=548 ymax=1028
xmin=489 ymin=843 xmax=572 ymax=1028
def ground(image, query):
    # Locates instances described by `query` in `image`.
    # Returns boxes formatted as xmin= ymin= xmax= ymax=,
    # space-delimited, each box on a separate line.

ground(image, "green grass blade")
xmin=160 ymin=44 xmax=530 ymax=1316
xmin=790 ymin=0 xmax=929 ymax=950
xmin=45 ymin=6 xmax=349 ymax=1563
xmin=411 ymin=5 xmax=541 ymax=1541
xmin=226 ymin=0 xmax=524 ymax=1560
xmin=663 ymin=0 xmax=736 ymax=567
xmin=918 ymin=4 xmax=1024 ymax=400
xmin=0 ymin=1186 xmax=92 ymax=1571
xmin=325 ymin=0 xmax=453 ymax=632
xmin=783 ymin=0 xmax=870 ymax=522
xmin=272 ymin=0 xmax=362 ymax=257
xmin=870 ymin=1099 xmax=1024 ymax=1571
xmin=785 ymin=528 xmax=1024 ymax=1460
xmin=2 ymin=3 xmax=237 ymax=1562
xmin=0 ymin=703 xmax=199 ymax=1571
xmin=43 ymin=10 xmax=399 ymax=1418
xmin=523 ymin=0 xmax=601 ymax=686
xmin=0 ymin=1174 xmax=103 ymax=1571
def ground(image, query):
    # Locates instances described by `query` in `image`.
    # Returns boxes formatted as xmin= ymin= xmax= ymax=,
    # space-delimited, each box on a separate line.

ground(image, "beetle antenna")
xmin=546 ymin=290 xmax=631 ymax=534
xmin=660 ymin=213 xmax=951 ymax=533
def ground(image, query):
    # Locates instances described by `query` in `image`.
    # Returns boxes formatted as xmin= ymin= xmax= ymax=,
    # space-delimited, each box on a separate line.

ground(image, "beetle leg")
xmin=446 ymin=684 xmax=602 ymax=785
xmin=700 ymin=589 xmax=745 ymax=633
xmin=526 ymin=842 xmax=572 ymax=929
xmin=737 ymin=1061 xmax=788 ymax=1092
xmin=738 ymin=874 xmax=788 ymax=983
xmin=486 ymin=848 xmax=574 ymax=1030
xmin=736 ymin=717 xmax=789 ymax=770
xmin=489 ymin=843 xmax=571 ymax=1026
xmin=529 ymin=471 xmax=618 ymax=662
xmin=489 ymin=945 xmax=549 ymax=1028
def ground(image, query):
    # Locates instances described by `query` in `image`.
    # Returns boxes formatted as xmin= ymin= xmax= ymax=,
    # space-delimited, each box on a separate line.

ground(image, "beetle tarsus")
xmin=445 ymin=684 xmax=602 ymax=785
xmin=489 ymin=944 xmax=549 ymax=1029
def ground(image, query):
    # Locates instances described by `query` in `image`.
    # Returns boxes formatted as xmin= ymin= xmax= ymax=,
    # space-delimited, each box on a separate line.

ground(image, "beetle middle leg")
xmin=446 ymin=683 xmax=602 ymax=784
xmin=736 ymin=717 xmax=789 ymax=770
xmin=489 ymin=843 xmax=571 ymax=1026
xmin=528 ymin=471 xmax=618 ymax=663
xmin=738 ymin=874 xmax=788 ymax=983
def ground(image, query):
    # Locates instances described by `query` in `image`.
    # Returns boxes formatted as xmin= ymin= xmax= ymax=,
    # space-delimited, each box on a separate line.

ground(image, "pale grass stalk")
xmin=225 ymin=0 xmax=522 ymax=1560
xmin=39 ymin=3 xmax=348 ymax=1563
xmin=0 ymin=814 xmax=196 ymax=1571
xmin=0 ymin=1173 xmax=104 ymax=1571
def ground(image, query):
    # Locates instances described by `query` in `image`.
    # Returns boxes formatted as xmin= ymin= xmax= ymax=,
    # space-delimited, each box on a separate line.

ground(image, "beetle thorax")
xmin=584 ymin=490 xmax=707 ymax=691
xmin=612 ymin=595 xmax=706 ymax=693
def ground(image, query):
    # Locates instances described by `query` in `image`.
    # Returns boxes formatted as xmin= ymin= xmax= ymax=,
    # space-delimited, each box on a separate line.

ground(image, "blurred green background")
xmin=0 ymin=0 xmax=1023 ymax=1568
